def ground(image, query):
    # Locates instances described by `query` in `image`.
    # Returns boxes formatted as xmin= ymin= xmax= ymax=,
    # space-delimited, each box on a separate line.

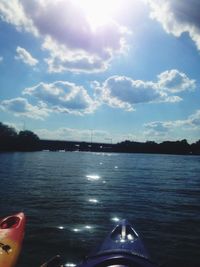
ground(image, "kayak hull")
xmin=80 ymin=253 xmax=156 ymax=267
xmin=78 ymin=219 xmax=157 ymax=267
xmin=0 ymin=212 xmax=25 ymax=267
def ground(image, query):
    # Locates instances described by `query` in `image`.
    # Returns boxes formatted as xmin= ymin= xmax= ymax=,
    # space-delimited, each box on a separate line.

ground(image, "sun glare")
xmin=74 ymin=0 xmax=122 ymax=27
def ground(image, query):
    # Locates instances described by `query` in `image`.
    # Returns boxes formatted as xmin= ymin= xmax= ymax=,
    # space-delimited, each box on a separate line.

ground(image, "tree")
xmin=17 ymin=130 xmax=40 ymax=151
xmin=0 ymin=122 xmax=17 ymax=138
xmin=0 ymin=122 xmax=18 ymax=150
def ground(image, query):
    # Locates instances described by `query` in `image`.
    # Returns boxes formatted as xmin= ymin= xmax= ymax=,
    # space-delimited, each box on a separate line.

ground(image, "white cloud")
xmin=35 ymin=127 xmax=110 ymax=142
xmin=144 ymin=121 xmax=171 ymax=133
xmin=0 ymin=56 xmax=3 ymax=62
xmin=42 ymin=37 xmax=109 ymax=73
xmin=93 ymin=69 xmax=194 ymax=111
xmin=23 ymin=81 xmax=98 ymax=115
xmin=38 ymin=3 xmax=129 ymax=73
xmin=0 ymin=0 xmax=38 ymax=35
xmin=0 ymin=0 xmax=129 ymax=73
xmin=144 ymin=110 xmax=200 ymax=142
xmin=94 ymin=76 xmax=162 ymax=111
xmin=15 ymin=46 xmax=38 ymax=66
xmin=0 ymin=69 xmax=194 ymax=119
xmin=157 ymin=69 xmax=196 ymax=93
xmin=148 ymin=0 xmax=200 ymax=50
xmin=145 ymin=110 xmax=200 ymax=130
xmin=0 ymin=97 xmax=49 ymax=120
xmin=144 ymin=120 xmax=181 ymax=141
xmin=187 ymin=110 xmax=200 ymax=127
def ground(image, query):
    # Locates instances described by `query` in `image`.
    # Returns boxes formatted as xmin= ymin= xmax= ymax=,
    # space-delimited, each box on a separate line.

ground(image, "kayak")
xmin=40 ymin=219 xmax=158 ymax=267
xmin=78 ymin=219 xmax=158 ymax=267
xmin=0 ymin=212 xmax=26 ymax=267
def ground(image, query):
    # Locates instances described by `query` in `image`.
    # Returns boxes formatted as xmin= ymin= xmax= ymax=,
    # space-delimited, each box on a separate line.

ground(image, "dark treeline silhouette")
xmin=114 ymin=140 xmax=200 ymax=155
xmin=0 ymin=122 xmax=200 ymax=155
xmin=0 ymin=122 xmax=40 ymax=151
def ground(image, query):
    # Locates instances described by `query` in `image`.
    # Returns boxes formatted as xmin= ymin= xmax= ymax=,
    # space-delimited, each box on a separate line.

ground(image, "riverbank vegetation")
xmin=0 ymin=122 xmax=200 ymax=155
xmin=0 ymin=122 xmax=40 ymax=151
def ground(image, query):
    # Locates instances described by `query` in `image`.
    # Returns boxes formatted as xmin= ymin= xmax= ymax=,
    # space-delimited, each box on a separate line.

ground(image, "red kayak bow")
xmin=0 ymin=212 xmax=26 ymax=267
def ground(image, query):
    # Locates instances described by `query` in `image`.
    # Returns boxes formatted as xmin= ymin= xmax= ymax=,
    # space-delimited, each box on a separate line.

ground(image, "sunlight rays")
xmin=73 ymin=0 xmax=123 ymax=28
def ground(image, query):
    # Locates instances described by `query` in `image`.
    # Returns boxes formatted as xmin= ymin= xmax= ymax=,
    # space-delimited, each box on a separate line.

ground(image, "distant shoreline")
xmin=40 ymin=139 xmax=200 ymax=155
xmin=1 ymin=139 xmax=200 ymax=156
xmin=1 ymin=122 xmax=200 ymax=155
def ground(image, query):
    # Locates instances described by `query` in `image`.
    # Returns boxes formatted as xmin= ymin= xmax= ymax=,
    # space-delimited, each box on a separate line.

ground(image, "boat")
xmin=0 ymin=212 xmax=26 ymax=267
xmin=78 ymin=219 xmax=157 ymax=267
xmin=41 ymin=219 xmax=158 ymax=267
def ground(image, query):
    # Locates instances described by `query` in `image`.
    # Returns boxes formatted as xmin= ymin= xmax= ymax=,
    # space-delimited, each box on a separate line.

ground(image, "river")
xmin=0 ymin=151 xmax=199 ymax=266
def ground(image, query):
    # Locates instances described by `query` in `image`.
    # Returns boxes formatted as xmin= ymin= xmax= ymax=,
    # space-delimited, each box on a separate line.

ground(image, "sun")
xmin=74 ymin=0 xmax=122 ymax=27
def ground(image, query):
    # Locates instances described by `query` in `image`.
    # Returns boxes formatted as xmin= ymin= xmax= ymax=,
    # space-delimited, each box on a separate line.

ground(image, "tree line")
xmin=0 ymin=122 xmax=200 ymax=154
xmin=0 ymin=122 xmax=40 ymax=151
xmin=114 ymin=140 xmax=200 ymax=155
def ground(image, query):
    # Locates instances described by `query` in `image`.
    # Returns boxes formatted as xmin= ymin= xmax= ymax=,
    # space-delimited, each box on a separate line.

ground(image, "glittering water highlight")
xmin=0 ymin=151 xmax=199 ymax=267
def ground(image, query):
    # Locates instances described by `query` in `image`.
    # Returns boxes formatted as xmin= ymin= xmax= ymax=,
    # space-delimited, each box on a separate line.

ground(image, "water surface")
xmin=0 ymin=152 xmax=199 ymax=266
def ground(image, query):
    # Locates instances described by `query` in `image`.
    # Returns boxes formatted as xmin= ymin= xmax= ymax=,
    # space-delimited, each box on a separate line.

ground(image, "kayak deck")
xmin=40 ymin=219 xmax=158 ymax=267
xmin=91 ymin=219 xmax=149 ymax=258
xmin=78 ymin=219 xmax=157 ymax=267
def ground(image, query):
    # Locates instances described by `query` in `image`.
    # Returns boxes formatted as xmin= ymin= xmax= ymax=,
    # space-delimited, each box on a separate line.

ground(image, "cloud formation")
xmin=23 ymin=81 xmax=98 ymax=115
xmin=15 ymin=46 xmax=38 ymax=66
xmin=187 ymin=110 xmax=200 ymax=127
xmin=42 ymin=37 xmax=110 ymax=73
xmin=93 ymin=69 xmax=195 ymax=111
xmin=0 ymin=97 xmax=49 ymax=119
xmin=144 ymin=110 xmax=200 ymax=141
xmin=0 ymin=56 xmax=3 ymax=62
xmin=0 ymin=69 xmax=195 ymax=119
xmin=35 ymin=127 xmax=110 ymax=142
xmin=148 ymin=0 xmax=200 ymax=50
xmin=0 ymin=0 xmax=38 ymax=35
xmin=0 ymin=0 xmax=129 ymax=73
xmin=145 ymin=110 xmax=200 ymax=130
xmin=157 ymin=69 xmax=196 ymax=93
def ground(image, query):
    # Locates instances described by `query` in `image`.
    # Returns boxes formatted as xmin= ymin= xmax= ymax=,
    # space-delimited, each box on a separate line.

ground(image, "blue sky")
xmin=0 ymin=0 xmax=200 ymax=143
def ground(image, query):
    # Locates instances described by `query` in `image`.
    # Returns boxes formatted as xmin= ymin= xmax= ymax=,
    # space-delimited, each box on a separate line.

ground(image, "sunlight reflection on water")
xmin=72 ymin=225 xmax=93 ymax=233
xmin=86 ymin=174 xmax=101 ymax=181
xmin=85 ymin=225 xmax=92 ymax=229
xmin=64 ymin=263 xmax=76 ymax=267
xmin=111 ymin=217 xmax=120 ymax=222
xmin=88 ymin=198 xmax=99 ymax=203
xmin=57 ymin=226 xmax=65 ymax=230
xmin=73 ymin=228 xmax=81 ymax=232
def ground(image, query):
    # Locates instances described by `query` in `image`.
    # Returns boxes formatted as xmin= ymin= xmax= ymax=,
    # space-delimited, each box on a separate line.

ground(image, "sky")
xmin=0 ymin=0 xmax=200 ymax=143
